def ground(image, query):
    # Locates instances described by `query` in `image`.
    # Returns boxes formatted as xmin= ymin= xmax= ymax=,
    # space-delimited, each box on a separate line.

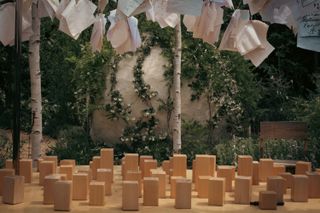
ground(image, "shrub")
xmin=0 ymin=132 xmax=11 ymax=168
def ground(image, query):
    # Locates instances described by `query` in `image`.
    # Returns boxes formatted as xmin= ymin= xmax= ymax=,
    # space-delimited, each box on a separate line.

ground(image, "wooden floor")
xmin=0 ymin=166 xmax=320 ymax=212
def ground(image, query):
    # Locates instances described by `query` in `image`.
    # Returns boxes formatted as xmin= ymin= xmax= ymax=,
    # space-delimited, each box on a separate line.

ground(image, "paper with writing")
xmin=117 ymin=0 xmax=144 ymax=16
xmin=166 ymin=0 xmax=203 ymax=16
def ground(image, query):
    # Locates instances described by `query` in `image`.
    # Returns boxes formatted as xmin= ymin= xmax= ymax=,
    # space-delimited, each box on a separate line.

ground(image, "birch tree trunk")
xmin=29 ymin=0 xmax=42 ymax=166
xmin=173 ymin=17 xmax=182 ymax=153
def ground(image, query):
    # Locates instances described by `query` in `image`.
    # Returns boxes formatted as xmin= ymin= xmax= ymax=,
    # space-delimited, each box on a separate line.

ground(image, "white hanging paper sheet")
xmin=166 ymin=0 xmax=203 ymax=16
xmin=90 ymin=14 xmax=107 ymax=53
xmin=214 ymin=0 xmax=234 ymax=9
xmin=56 ymin=0 xmax=70 ymax=20
xmin=39 ymin=0 xmax=59 ymax=19
xmin=146 ymin=0 xmax=179 ymax=28
xmin=243 ymin=0 xmax=269 ymax=15
xmin=117 ymin=0 xmax=144 ymax=17
xmin=98 ymin=0 xmax=109 ymax=12
xmin=0 ymin=3 xmax=15 ymax=46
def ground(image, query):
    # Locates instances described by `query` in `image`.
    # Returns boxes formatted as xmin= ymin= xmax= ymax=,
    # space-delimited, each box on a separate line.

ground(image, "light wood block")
xmin=234 ymin=176 xmax=252 ymax=204
xmin=162 ymin=160 xmax=170 ymax=175
xmin=151 ymin=170 xmax=167 ymax=198
xmin=59 ymin=165 xmax=73 ymax=181
xmin=273 ymin=164 xmax=286 ymax=176
xmin=43 ymin=156 xmax=58 ymax=173
xmin=267 ymin=176 xmax=286 ymax=202
xmin=97 ymin=168 xmax=112 ymax=196
xmin=237 ymin=155 xmax=253 ymax=177
xmin=259 ymin=159 xmax=274 ymax=182
xmin=2 ymin=176 xmax=24 ymax=205
xmin=60 ymin=159 xmax=76 ymax=171
xmin=217 ymin=166 xmax=235 ymax=192
xmin=259 ymin=191 xmax=277 ymax=210
xmin=5 ymin=159 xmax=13 ymax=169
xmin=53 ymin=180 xmax=72 ymax=211
xmin=122 ymin=181 xmax=139 ymax=211
xmin=198 ymin=176 xmax=212 ymax=198
xmin=192 ymin=159 xmax=196 ymax=183
xmin=295 ymin=161 xmax=311 ymax=175
xmin=77 ymin=168 xmax=92 ymax=183
xmin=175 ymin=179 xmax=192 ymax=209
xmin=139 ymin=155 xmax=153 ymax=177
xmin=92 ymin=156 xmax=101 ymax=180
xmin=43 ymin=174 xmax=61 ymax=204
xmin=316 ymin=168 xmax=320 ymax=174
xmin=306 ymin=172 xmax=320 ymax=198
xmin=124 ymin=153 xmax=139 ymax=172
xmin=72 ymin=173 xmax=88 ymax=200
xmin=252 ymin=161 xmax=259 ymax=185
xmin=171 ymin=176 xmax=184 ymax=198
xmin=280 ymin=172 xmax=293 ymax=189
xmin=100 ymin=148 xmax=114 ymax=181
xmin=208 ymin=177 xmax=225 ymax=206
xmin=195 ymin=155 xmax=216 ymax=189
xmin=39 ymin=161 xmax=55 ymax=185
xmin=0 ymin=168 xmax=15 ymax=195
xmin=126 ymin=170 xmax=142 ymax=197
xmin=291 ymin=175 xmax=309 ymax=202
xmin=143 ymin=177 xmax=159 ymax=206
xmin=144 ymin=159 xmax=157 ymax=177
xmin=19 ymin=159 xmax=32 ymax=184
xmin=172 ymin=154 xmax=187 ymax=177
xmin=89 ymin=181 xmax=105 ymax=206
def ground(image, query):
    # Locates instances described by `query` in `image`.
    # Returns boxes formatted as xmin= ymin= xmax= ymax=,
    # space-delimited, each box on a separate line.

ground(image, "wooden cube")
xmin=5 ymin=159 xmax=13 ymax=169
xmin=295 ymin=161 xmax=311 ymax=175
xmin=234 ymin=176 xmax=252 ymax=204
xmin=280 ymin=172 xmax=293 ymax=189
xmin=59 ymin=165 xmax=73 ymax=181
xmin=175 ymin=179 xmax=192 ymax=209
xmin=73 ymin=173 xmax=88 ymax=200
xmin=267 ymin=176 xmax=286 ymax=202
xmin=0 ymin=168 xmax=15 ymax=195
xmin=39 ymin=161 xmax=55 ymax=185
xmin=89 ymin=181 xmax=105 ymax=206
xmin=139 ymin=155 xmax=153 ymax=177
xmin=237 ymin=155 xmax=253 ymax=177
xmin=195 ymin=155 xmax=216 ymax=189
xmin=2 ymin=176 xmax=24 ymax=205
xmin=53 ymin=181 xmax=72 ymax=211
xmin=19 ymin=159 xmax=32 ymax=184
xmin=43 ymin=156 xmax=58 ymax=173
xmin=100 ymin=148 xmax=114 ymax=181
xmin=124 ymin=153 xmax=139 ymax=172
xmin=122 ymin=181 xmax=139 ymax=211
xmin=77 ymin=168 xmax=92 ymax=183
xmin=126 ymin=170 xmax=142 ymax=197
xmin=259 ymin=159 xmax=274 ymax=182
xmin=92 ymin=156 xmax=101 ymax=180
xmin=208 ymin=177 xmax=225 ymax=206
xmin=144 ymin=159 xmax=157 ymax=177
xmin=252 ymin=161 xmax=259 ymax=185
xmin=306 ymin=172 xmax=320 ymax=198
xmin=172 ymin=154 xmax=187 ymax=177
xmin=151 ymin=170 xmax=167 ymax=198
xmin=170 ymin=176 xmax=184 ymax=198
xmin=273 ymin=164 xmax=286 ymax=176
xmin=43 ymin=174 xmax=61 ymax=204
xmin=143 ymin=177 xmax=159 ymax=206
xmin=97 ymin=168 xmax=112 ymax=196
xmin=198 ymin=176 xmax=212 ymax=198
xmin=60 ymin=159 xmax=76 ymax=171
xmin=162 ymin=160 xmax=170 ymax=175
xmin=291 ymin=175 xmax=309 ymax=202
xmin=259 ymin=191 xmax=277 ymax=210
xmin=217 ymin=166 xmax=235 ymax=192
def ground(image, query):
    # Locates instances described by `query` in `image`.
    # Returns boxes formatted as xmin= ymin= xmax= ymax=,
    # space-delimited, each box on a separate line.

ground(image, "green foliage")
xmin=0 ymin=132 xmax=11 ymax=168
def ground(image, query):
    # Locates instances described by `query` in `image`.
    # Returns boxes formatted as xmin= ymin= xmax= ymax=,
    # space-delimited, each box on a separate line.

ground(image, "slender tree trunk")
xmin=29 ymin=0 xmax=42 ymax=166
xmin=173 ymin=17 xmax=182 ymax=153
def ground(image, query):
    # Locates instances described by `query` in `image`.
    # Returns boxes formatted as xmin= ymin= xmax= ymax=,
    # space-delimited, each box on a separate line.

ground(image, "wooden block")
xmin=195 ymin=155 xmax=216 ymax=189
xmin=143 ymin=159 xmax=157 ymax=177
xmin=273 ymin=164 xmax=285 ymax=176
xmin=73 ymin=173 xmax=88 ymax=200
xmin=280 ymin=172 xmax=293 ymax=189
xmin=151 ymin=170 xmax=167 ymax=198
xmin=122 ymin=181 xmax=139 ymax=211
xmin=2 ymin=176 xmax=24 ymax=205
xmin=316 ymin=168 xmax=320 ymax=174
xmin=162 ymin=160 xmax=170 ymax=175
xmin=170 ymin=176 xmax=184 ymax=198
xmin=60 ymin=159 xmax=76 ymax=171
xmin=39 ymin=161 xmax=55 ymax=185
xmin=139 ymin=155 xmax=153 ymax=177
xmin=237 ymin=155 xmax=253 ymax=177
xmin=19 ymin=159 xmax=32 ymax=184
xmin=97 ymin=168 xmax=112 ymax=196
xmin=43 ymin=174 xmax=62 ymax=204
xmin=92 ymin=156 xmax=101 ymax=180
xmin=259 ymin=158 xmax=274 ymax=182
xmin=143 ymin=177 xmax=159 ymax=206
xmin=291 ymin=175 xmax=309 ymax=202
xmin=306 ymin=172 xmax=320 ymax=198
xmin=217 ymin=166 xmax=235 ymax=192
xmin=43 ymin=156 xmax=58 ymax=173
xmin=266 ymin=176 xmax=286 ymax=202
xmin=192 ymin=159 xmax=196 ymax=183
xmin=59 ymin=165 xmax=73 ymax=181
xmin=100 ymin=148 xmax=114 ymax=181
xmin=198 ymin=176 xmax=212 ymax=198
xmin=234 ymin=176 xmax=252 ymax=204
xmin=175 ymin=179 xmax=192 ymax=209
xmin=259 ymin=191 xmax=277 ymax=210
xmin=208 ymin=177 xmax=225 ymax=206
xmin=252 ymin=161 xmax=259 ymax=185
xmin=124 ymin=153 xmax=139 ymax=172
xmin=54 ymin=180 xmax=72 ymax=211
xmin=295 ymin=161 xmax=311 ymax=175
xmin=172 ymin=154 xmax=187 ymax=177
xmin=0 ymin=168 xmax=15 ymax=195
xmin=126 ymin=170 xmax=142 ymax=197
xmin=77 ymin=168 xmax=92 ymax=183
xmin=89 ymin=181 xmax=105 ymax=206
xmin=5 ymin=159 xmax=13 ymax=169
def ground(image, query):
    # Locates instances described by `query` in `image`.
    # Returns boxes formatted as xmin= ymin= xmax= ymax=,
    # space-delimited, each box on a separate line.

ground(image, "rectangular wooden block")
xmin=39 ymin=161 xmax=55 ymax=185
xmin=161 ymin=160 xmax=170 ymax=175
xmin=267 ymin=176 xmax=286 ymax=202
xmin=144 ymin=159 xmax=157 ymax=177
xmin=43 ymin=156 xmax=58 ymax=173
xmin=259 ymin=159 xmax=274 ymax=182
xmin=192 ymin=159 xmax=196 ymax=183
xmin=198 ymin=176 xmax=211 ymax=198
xmin=306 ymin=172 xmax=320 ymax=198
xmin=92 ymin=156 xmax=101 ymax=180
xmin=217 ymin=166 xmax=235 ymax=192
xmin=97 ymin=168 xmax=112 ymax=195
xmin=60 ymin=159 xmax=76 ymax=171
xmin=126 ymin=170 xmax=142 ymax=197
xmin=43 ymin=174 xmax=61 ymax=204
xmin=122 ymin=181 xmax=139 ymax=211
xmin=175 ymin=179 xmax=192 ymax=209
xmin=295 ymin=161 xmax=311 ymax=175
xmin=59 ymin=165 xmax=73 ymax=181
xmin=195 ymin=155 xmax=216 ymax=189
xmin=252 ymin=161 xmax=259 ymax=185
xmin=151 ymin=170 xmax=167 ymax=198
xmin=280 ymin=172 xmax=293 ymax=189
xmin=19 ymin=159 xmax=32 ymax=184
xmin=291 ymin=175 xmax=309 ymax=202
xmin=54 ymin=180 xmax=72 ymax=211
xmin=73 ymin=173 xmax=88 ymax=200
xmin=143 ymin=177 xmax=159 ymax=206
xmin=259 ymin=191 xmax=277 ymax=210
xmin=316 ymin=168 xmax=320 ymax=174
xmin=100 ymin=148 xmax=114 ymax=181
xmin=139 ymin=155 xmax=153 ymax=177
xmin=0 ymin=168 xmax=15 ymax=195
xmin=234 ymin=176 xmax=252 ymax=204
xmin=170 ymin=176 xmax=184 ymax=198
xmin=172 ymin=154 xmax=187 ymax=177
xmin=89 ymin=181 xmax=105 ymax=206
xmin=124 ymin=153 xmax=139 ymax=172
xmin=273 ymin=164 xmax=286 ymax=176
xmin=2 ymin=176 xmax=24 ymax=205
xmin=237 ymin=155 xmax=253 ymax=177
xmin=5 ymin=159 xmax=13 ymax=169
xmin=208 ymin=177 xmax=225 ymax=206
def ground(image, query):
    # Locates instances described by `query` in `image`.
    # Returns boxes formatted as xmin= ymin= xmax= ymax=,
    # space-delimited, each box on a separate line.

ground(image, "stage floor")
xmin=1 ymin=165 xmax=320 ymax=212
